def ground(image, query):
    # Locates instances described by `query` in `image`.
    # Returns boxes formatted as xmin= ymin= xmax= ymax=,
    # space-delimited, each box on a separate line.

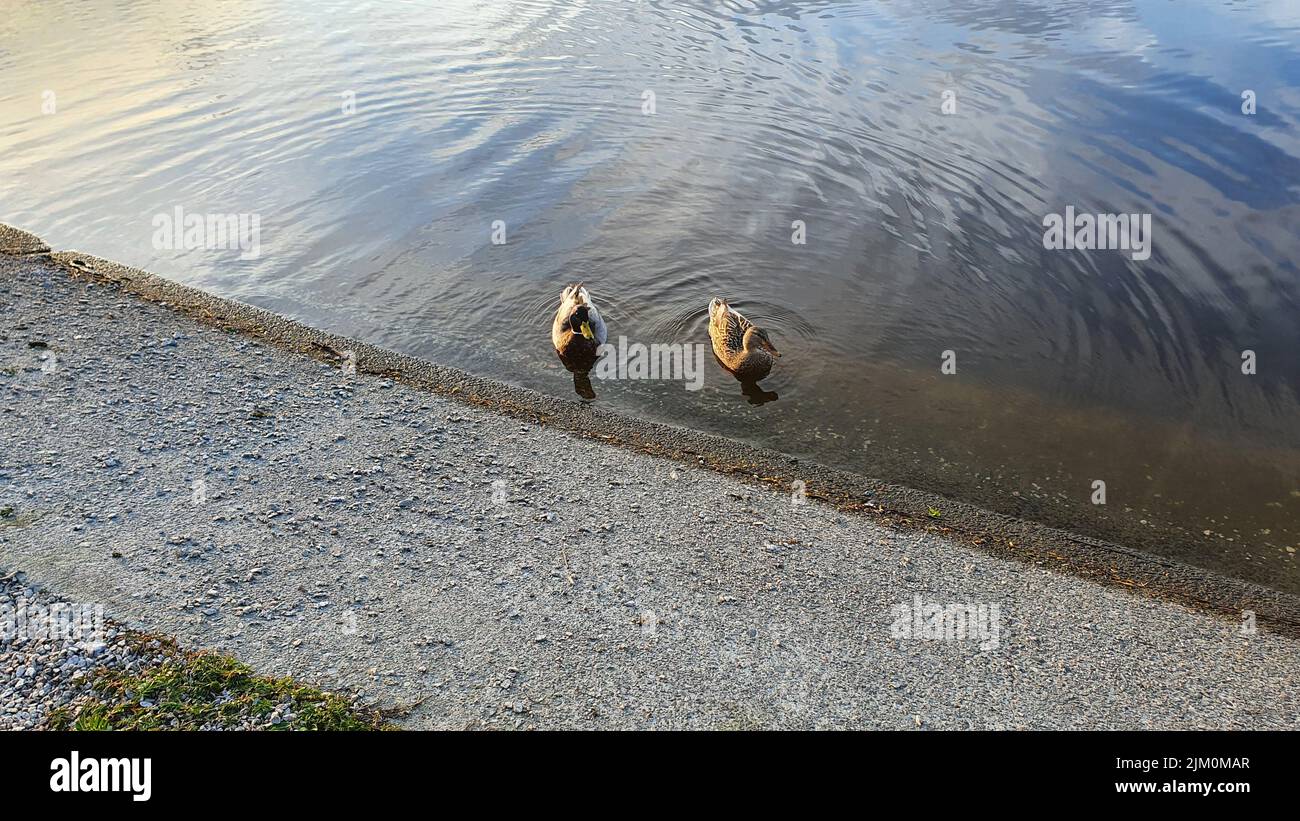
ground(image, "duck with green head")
xmin=552 ymin=284 xmax=608 ymax=397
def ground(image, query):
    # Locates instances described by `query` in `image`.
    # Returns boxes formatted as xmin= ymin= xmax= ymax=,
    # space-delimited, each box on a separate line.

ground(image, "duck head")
xmin=559 ymin=283 xmax=606 ymax=343
xmin=744 ymin=325 xmax=780 ymax=358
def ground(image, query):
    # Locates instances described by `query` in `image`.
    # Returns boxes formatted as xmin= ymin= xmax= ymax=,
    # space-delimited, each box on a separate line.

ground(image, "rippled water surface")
xmin=3 ymin=0 xmax=1299 ymax=592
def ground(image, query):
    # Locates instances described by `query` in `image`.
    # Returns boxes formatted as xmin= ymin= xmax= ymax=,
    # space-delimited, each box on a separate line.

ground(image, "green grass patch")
xmin=48 ymin=636 xmax=391 ymax=731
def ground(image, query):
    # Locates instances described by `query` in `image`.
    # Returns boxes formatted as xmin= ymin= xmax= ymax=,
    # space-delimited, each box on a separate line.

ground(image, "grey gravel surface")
xmin=1 ymin=254 xmax=1297 ymax=729
xmin=0 ymin=573 xmax=136 ymax=730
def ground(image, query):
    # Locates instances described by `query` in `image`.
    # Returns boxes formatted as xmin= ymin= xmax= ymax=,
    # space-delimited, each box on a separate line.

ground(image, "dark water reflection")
xmin=2 ymin=0 xmax=1298 ymax=591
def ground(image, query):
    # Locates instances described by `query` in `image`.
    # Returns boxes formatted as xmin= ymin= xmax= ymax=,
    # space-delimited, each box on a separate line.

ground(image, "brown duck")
xmin=707 ymin=298 xmax=780 ymax=381
xmin=551 ymin=283 xmax=608 ymax=398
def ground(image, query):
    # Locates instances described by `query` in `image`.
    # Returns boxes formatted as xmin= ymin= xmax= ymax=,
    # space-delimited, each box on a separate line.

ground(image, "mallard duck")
xmin=708 ymin=298 xmax=780 ymax=381
xmin=552 ymin=283 xmax=608 ymax=375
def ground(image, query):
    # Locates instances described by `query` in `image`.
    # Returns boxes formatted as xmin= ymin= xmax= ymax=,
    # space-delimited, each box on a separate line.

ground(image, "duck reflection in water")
xmin=738 ymin=376 xmax=779 ymax=405
xmin=551 ymin=283 xmax=608 ymax=400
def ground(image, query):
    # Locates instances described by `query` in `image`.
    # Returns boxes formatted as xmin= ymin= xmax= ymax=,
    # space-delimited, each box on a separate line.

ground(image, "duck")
xmin=708 ymin=298 xmax=780 ymax=381
xmin=552 ymin=283 xmax=608 ymax=377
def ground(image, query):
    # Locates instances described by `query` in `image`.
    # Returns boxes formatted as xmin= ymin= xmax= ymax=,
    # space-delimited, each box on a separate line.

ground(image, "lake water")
xmin=3 ymin=0 xmax=1298 ymax=593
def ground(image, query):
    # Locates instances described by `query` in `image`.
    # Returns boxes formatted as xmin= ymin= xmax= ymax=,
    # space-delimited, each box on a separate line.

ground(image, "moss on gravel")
xmin=47 ymin=635 xmax=391 ymax=731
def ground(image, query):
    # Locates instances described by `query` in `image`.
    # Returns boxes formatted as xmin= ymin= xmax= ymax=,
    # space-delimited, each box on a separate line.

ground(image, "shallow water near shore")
xmin=2 ymin=0 xmax=1298 ymax=592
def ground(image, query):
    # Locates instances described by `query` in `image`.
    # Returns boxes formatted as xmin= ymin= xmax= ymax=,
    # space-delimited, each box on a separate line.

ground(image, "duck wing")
xmin=709 ymin=298 xmax=752 ymax=354
xmin=552 ymin=285 xmax=583 ymax=350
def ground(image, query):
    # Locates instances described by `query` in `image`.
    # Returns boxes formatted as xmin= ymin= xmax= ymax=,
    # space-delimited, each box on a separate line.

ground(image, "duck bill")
xmin=579 ymin=321 xmax=595 ymax=340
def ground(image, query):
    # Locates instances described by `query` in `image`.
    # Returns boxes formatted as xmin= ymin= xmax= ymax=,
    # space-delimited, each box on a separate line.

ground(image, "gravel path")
xmin=1 ymin=252 xmax=1297 ymax=729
